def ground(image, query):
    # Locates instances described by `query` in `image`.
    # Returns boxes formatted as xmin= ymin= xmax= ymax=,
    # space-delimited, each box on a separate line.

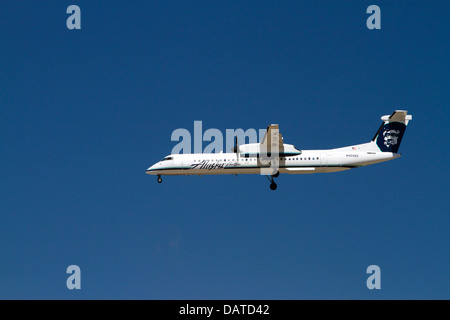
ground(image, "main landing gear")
xmin=157 ymin=175 xmax=162 ymax=183
xmin=266 ymin=172 xmax=279 ymax=190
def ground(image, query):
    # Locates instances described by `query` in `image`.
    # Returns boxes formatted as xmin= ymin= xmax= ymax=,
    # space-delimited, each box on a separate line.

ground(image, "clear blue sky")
xmin=1 ymin=1 xmax=449 ymax=299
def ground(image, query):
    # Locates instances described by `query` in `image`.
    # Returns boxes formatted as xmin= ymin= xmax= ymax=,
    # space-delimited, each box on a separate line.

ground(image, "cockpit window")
xmin=161 ymin=156 xmax=173 ymax=161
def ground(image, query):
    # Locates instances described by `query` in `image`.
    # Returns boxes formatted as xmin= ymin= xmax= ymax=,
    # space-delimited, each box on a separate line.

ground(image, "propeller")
xmin=232 ymin=136 xmax=239 ymax=161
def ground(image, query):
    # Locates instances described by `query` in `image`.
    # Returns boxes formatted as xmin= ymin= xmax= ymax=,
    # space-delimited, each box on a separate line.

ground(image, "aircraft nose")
xmin=146 ymin=163 xmax=158 ymax=174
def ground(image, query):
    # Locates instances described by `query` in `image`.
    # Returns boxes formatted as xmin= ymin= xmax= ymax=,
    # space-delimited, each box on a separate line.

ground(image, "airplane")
xmin=146 ymin=110 xmax=412 ymax=190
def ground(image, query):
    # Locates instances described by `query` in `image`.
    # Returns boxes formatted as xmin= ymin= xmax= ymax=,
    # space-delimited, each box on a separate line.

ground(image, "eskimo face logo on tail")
xmin=376 ymin=122 xmax=406 ymax=153
xmin=383 ymin=129 xmax=400 ymax=148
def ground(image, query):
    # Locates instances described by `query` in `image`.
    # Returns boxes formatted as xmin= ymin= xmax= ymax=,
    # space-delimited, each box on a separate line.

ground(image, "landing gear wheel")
xmin=157 ymin=176 xmax=162 ymax=183
xmin=272 ymin=171 xmax=280 ymax=178
xmin=266 ymin=174 xmax=278 ymax=190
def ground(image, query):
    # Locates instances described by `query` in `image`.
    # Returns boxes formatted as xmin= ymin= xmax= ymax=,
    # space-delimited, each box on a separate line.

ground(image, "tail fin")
xmin=372 ymin=110 xmax=412 ymax=153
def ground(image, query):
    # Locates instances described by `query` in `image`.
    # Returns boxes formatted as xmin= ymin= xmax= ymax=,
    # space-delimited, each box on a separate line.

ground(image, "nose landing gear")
xmin=157 ymin=175 xmax=162 ymax=183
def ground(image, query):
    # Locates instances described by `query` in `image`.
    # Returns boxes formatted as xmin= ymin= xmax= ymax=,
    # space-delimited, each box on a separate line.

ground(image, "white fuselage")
xmin=147 ymin=111 xmax=411 ymax=188
xmin=146 ymin=149 xmax=400 ymax=176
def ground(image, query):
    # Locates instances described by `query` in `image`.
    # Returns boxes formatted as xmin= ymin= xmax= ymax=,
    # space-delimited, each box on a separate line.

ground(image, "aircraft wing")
xmin=260 ymin=124 xmax=284 ymax=154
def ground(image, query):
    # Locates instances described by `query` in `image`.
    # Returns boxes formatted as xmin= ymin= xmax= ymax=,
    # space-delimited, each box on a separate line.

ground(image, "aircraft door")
xmin=320 ymin=153 xmax=327 ymax=167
